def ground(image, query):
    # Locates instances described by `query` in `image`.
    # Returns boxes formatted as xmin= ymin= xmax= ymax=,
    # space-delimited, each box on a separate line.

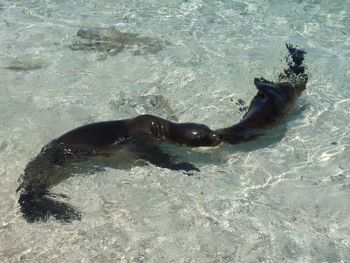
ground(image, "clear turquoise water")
xmin=0 ymin=0 xmax=349 ymax=262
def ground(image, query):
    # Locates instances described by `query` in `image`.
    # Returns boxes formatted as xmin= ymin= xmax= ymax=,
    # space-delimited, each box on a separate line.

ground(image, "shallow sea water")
xmin=0 ymin=0 xmax=350 ymax=262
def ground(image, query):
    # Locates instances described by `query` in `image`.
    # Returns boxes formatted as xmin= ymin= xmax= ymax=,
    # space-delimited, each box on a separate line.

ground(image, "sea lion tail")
xmin=285 ymin=43 xmax=307 ymax=74
xmin=279 ymin=43 xmax=308 ymax=94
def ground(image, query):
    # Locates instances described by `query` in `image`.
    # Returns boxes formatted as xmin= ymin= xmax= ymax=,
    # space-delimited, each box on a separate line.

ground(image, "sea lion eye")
xmin=192 ymin=130 xmax=204 ymax=140
xmin=258 ymin=91 xmax=265 ymax=98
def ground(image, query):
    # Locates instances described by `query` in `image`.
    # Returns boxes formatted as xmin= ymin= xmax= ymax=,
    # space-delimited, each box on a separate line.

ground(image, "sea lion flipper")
xmin=128 ymin=137 xmax=199 ymax=172
xmin=19 ymin=191 xmax=81 ymax=222
xmin=137 ymin=146 xmax=199 ymax=172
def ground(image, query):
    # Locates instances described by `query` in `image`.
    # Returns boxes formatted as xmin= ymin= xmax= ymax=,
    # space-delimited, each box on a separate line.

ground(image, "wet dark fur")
xmin=216 ymin=44 xmax=308 ymax=144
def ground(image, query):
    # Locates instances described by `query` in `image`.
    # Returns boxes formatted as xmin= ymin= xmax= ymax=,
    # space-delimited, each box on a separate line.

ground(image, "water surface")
xmin=0 ymin=0 xmax=349 ymax=262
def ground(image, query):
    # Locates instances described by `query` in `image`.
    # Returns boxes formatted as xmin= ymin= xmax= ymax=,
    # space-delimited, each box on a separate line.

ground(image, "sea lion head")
xmin=171 ymin=123 xmax=221 ymax=147
xmin=131 ymin=115 xmax=221 ymax=147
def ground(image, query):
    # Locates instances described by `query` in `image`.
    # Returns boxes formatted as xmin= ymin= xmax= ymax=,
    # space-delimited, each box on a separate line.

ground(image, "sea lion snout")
xmin=209 ymin=132 xmax=221 ymax=146
xmin=177 ymin=124 xmax=221 ymax=147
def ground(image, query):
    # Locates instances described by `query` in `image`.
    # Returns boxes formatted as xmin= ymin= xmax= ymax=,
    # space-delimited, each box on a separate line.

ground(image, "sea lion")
xmin=216 ymin=44 xmax=308 ymax=144
xmin=17 ymin=114 xmax=220 ymax=222
xmin=50 ymin=114 xmax=220 ymax=148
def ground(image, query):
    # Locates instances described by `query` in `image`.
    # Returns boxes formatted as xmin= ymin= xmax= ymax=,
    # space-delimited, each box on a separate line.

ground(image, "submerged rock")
xmin=70 ymin=27 xmax=170 ymax=56
xmin=109 ymin=93 xmax=178 ymax=122
xmin=2 ymin=58 xmax=47 ymax=71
